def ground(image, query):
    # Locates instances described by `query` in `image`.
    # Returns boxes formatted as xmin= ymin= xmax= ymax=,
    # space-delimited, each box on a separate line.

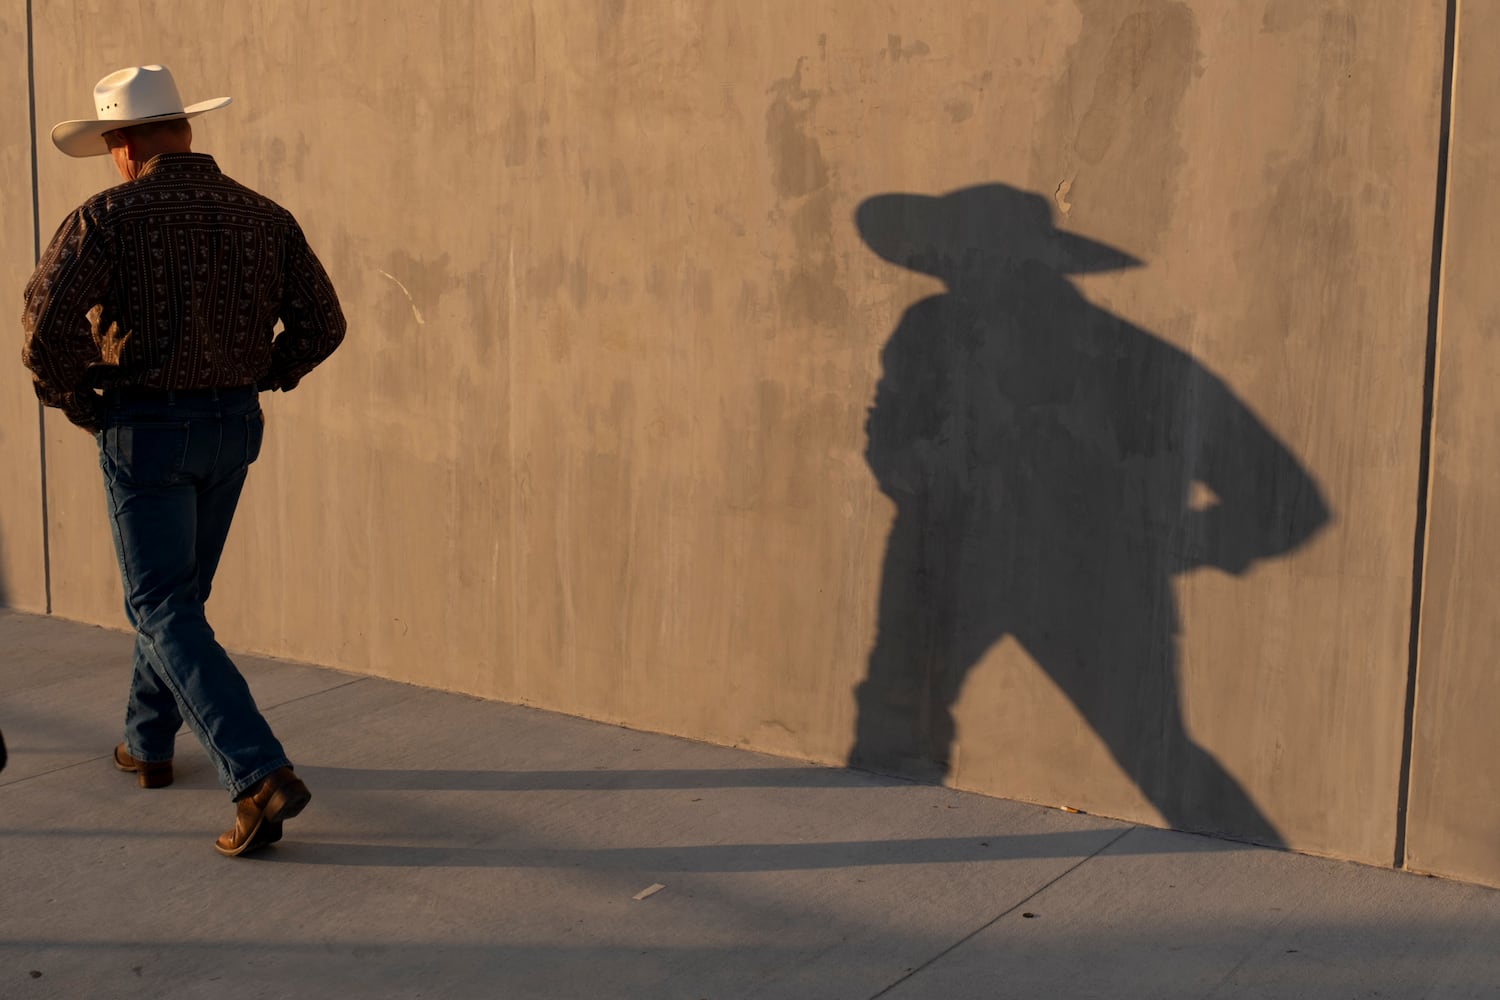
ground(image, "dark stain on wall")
xmin=766 ymin=58 xmax=829 ymax=200
xmin=765 ymin=59 xmax=848 ymax=327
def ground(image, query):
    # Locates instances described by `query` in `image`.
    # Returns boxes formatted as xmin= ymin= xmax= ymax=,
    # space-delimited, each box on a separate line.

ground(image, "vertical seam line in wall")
xmin=24 ymin=0 xmax=51 ymax=614
xmin=1396 ymin=0 xmax=1460 ymax=871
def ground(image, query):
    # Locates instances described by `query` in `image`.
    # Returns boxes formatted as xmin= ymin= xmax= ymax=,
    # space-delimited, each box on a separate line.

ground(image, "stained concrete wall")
xmin=0 ymin=1 xmax=45 ymax=612
xmin=1408 ymin=1 xmax=1500 ymax=888
xmin=11 ymin=2 xmax=1496 ymax=884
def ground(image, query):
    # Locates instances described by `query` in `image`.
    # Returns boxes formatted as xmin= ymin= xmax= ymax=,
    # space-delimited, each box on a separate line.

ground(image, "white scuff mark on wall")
xmin=378 ymin=269 xmax=426 ymax=325
xmin=1055 ymin=178 xmax=1074 ymax=217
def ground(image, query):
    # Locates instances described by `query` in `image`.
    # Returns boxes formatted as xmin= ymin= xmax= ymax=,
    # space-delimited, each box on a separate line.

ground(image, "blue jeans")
xmin=97 ymin=385 xmax=289 ymax=799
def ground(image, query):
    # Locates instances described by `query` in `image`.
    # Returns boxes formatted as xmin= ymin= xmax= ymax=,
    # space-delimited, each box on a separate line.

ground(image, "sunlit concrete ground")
xmin=2 ymin=608 xmax=1497 ymax=999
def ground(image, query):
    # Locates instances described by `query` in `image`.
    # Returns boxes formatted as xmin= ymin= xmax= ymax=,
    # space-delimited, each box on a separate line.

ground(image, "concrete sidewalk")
xmin=2 ymin=608 xmax=1497 ymax=999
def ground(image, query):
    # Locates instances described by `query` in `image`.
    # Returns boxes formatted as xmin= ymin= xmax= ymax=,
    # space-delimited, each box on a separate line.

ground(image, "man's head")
xmin=50 ymin=65 xmax=229 ymax=158
xmin=103 ymin=117 xmax=193 ymax=180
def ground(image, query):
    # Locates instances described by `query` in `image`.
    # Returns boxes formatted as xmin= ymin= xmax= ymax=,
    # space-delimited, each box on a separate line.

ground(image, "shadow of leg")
xmin=1020 ymin=615 xmax=1284 ymax=848
xmin=849 ymin=509 xmax=953 ymax=782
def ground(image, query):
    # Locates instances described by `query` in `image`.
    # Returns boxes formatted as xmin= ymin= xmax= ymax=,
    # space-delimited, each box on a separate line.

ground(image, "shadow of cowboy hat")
xmin=855 ymin=183 xmax=1140 ymax=279
xmin=51 ymin=65 xmax=231 ymax=158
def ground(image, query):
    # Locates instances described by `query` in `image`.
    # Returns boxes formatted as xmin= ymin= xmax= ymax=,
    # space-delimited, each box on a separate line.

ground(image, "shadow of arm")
xmin=1176 ymin=367 xmax=1331 ymax=574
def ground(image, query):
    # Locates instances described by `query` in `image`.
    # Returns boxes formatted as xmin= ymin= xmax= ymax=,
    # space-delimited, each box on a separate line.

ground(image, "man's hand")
xmin=61 ymin=390 xmax=105 ymax=433
xmin=256 ymin=374 xmax=299 ymax=393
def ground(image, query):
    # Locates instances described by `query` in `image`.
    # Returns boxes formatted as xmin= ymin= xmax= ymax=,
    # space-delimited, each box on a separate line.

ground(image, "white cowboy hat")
xmin=51 ymin=65 xmax=231 ymax=158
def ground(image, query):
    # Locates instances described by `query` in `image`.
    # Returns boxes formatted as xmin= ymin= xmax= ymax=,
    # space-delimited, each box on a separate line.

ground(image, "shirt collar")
xmin=137 ymin=152 xmax=222 ymax=179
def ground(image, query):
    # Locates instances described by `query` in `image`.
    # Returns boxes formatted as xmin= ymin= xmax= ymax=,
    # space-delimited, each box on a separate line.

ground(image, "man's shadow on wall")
xmin=848 ymin=184 xmax=1330 ymax=846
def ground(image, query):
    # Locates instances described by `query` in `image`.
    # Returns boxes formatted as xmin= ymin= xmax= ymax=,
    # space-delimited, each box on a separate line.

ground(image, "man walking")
xmin=22 ymin=65 xmax=345 ymax=856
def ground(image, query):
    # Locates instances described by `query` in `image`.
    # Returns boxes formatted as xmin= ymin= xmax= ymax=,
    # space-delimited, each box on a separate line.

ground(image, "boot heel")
xmin=266 ymin=780 xmax=311 ymax=823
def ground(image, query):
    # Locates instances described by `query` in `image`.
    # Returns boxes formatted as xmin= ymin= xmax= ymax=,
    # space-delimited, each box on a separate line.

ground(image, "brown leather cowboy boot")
xmin=114 ymin=744 xmax=173 ymax=788
xmin=214 ymin=767 xmax=311 ymax=857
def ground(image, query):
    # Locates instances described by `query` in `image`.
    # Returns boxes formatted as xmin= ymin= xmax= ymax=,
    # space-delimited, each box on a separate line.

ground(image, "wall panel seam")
xmin=24 ymin=0 xmax=51 ymax=614
xmin=1395 ymin=0 xmax=1461 ymax=870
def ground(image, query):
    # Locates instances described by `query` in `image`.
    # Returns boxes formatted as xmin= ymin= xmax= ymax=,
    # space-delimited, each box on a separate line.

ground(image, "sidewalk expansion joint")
xmin=261 ymin=675 xmax=370 ymax=713
xmin=865 ymin=825 xmax=1136 ymax=1000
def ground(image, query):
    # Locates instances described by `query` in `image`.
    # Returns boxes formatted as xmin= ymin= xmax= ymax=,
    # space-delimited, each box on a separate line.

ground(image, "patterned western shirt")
xmin=22 ymin=151 xmax=345 ymax=428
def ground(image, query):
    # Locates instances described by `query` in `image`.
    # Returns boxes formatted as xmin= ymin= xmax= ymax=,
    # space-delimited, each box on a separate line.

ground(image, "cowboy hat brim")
xmin=51 ymin=96 xmax=232 ymax=158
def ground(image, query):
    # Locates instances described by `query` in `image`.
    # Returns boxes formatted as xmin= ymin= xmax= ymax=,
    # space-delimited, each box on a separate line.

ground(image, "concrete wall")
xmin=8 ymin=1 xmax=1497 ymax=885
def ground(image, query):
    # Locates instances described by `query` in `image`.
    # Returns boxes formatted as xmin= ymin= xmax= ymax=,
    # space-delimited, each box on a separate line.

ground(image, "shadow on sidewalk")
xmin=294 ymin=764 xmax=903 ymax=792
xmin=240 ymin=827 xmax=1257 ymax=870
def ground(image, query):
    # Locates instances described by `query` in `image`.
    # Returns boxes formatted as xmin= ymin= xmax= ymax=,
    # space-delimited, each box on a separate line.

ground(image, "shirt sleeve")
xmin=21 ymin=207 xmax=113 ymax=427
xmin=263 ymin=222 xmax=346 ymax=391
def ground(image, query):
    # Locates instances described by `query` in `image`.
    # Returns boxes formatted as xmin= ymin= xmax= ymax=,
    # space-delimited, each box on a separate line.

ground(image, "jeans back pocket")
xmin=103 ymin=422 xmax=192 ymax=487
